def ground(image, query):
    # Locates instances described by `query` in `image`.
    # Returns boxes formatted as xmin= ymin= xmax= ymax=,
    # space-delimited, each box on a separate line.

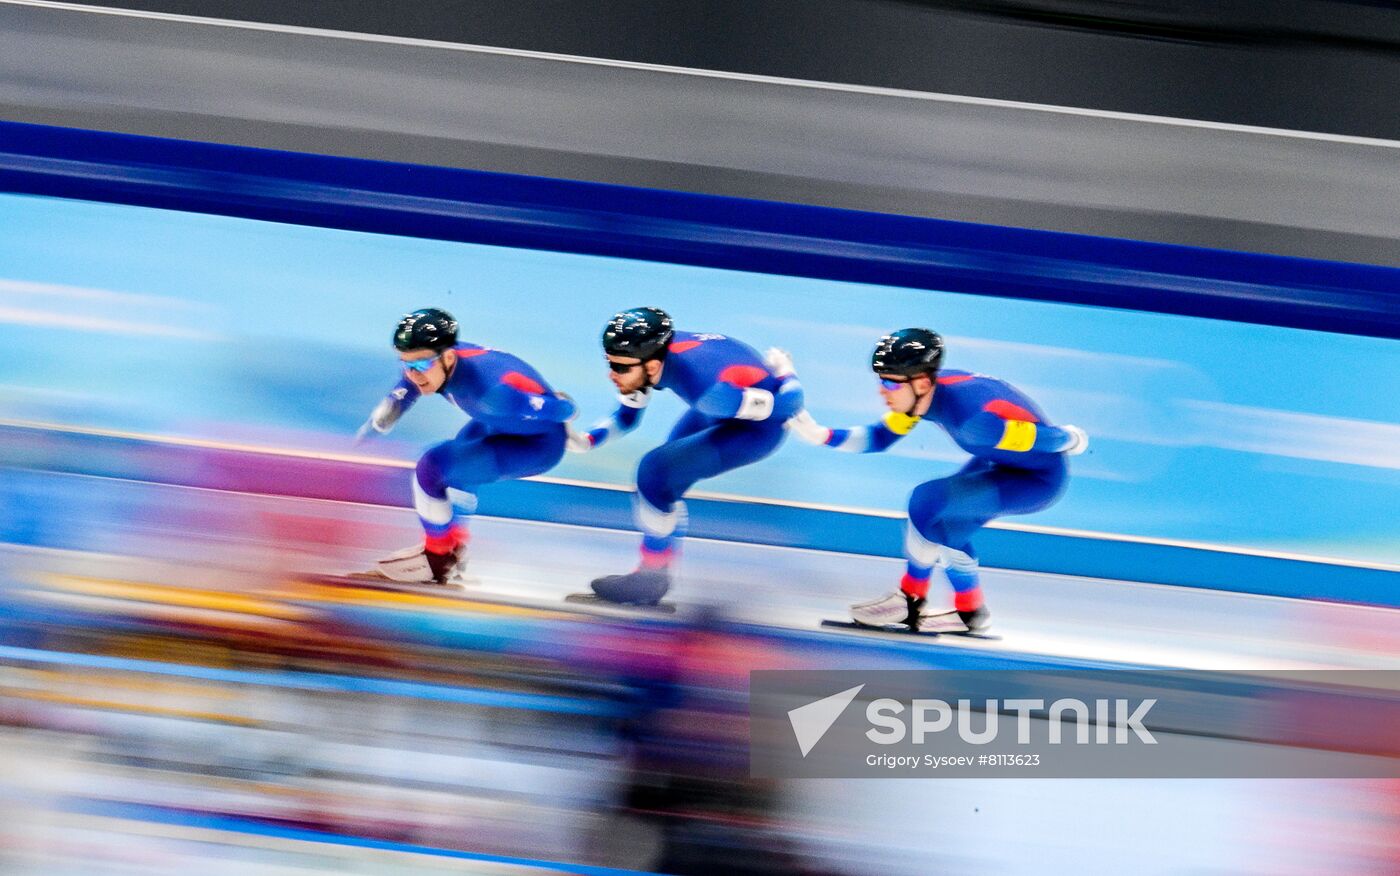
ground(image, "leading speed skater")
xmin=788 ymin=328 xmax=1087 ymax=633
xmin=356 ymin=308 xmax=577 ymax=585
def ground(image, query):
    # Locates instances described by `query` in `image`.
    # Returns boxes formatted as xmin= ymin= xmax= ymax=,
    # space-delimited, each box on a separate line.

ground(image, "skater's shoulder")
xmin=451 ymin=342 xmax=493 ymax=361
xmin=670 ymin=331 xmax=769 ymax=367
xmin=666 ymin=329 xmax=731 ymax=352
xmin=450 ymin=343 xmax=543 ymax=377
xmin=936 ymin=370 xmax=1028 ymax=399
xmin=935 ymin=369 xmax=989 ymax=387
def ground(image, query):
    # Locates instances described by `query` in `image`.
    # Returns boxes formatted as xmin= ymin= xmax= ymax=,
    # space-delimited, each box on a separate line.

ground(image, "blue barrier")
xmin=2 ymin=422 xmax=1395 ymax=607
xmin=1 ymin=120 xmax=1397 ymax=339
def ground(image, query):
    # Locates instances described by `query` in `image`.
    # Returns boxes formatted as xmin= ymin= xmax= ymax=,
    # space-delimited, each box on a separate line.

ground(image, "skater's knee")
xmin=415 ymin=451 xmax=449 ymax=497
xmin=941 ymin=544 xmax=978 ymax=573
xmin=908 ymin=488 xmax=954 ymax=546
xmin=904 ymin=520 xmax=943 ymax=568
xmin=636 ymin=452 xmax=685 ymax=509
xmin=908 ymin=479 xmax=952 ymax=521
xmin=634 ymin=493 xmax=686 ymax=539
xmin=411 ymin=469 xmax=453 ymax=527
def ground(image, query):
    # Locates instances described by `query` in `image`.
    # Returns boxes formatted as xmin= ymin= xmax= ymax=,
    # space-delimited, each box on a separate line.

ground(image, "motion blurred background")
xmin=1 ymin=1 xmax=1397 ymax=873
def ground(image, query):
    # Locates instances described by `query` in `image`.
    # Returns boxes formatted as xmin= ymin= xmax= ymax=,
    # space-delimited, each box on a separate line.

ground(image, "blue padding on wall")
xmin=1 ymin=120 xmax=1398 ymax=338
xmin=3 ymin=424 xmax=1394 ymax=608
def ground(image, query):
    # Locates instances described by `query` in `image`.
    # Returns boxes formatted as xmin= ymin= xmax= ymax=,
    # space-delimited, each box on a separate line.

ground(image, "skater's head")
xmin=602 ymin=307 xmax=673 ymax=392
xmin=872 ymin=328 xmax=943 ymax=417
xmin=394 ymin=308 xmax=459 ymax=394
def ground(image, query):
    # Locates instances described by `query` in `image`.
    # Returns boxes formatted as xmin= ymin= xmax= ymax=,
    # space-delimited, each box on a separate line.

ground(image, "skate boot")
xmin=916 ymin=604 xmax=992 ymax=634
xmin=589 ymin=568 xmax=671 ymax=605
xmin=367 ymin=543 xmax=469 ymax=587
xmin=850 ymin=590 xmax=923 ymax=630
xmin=957 ymin=605 xmax=992 ymax=634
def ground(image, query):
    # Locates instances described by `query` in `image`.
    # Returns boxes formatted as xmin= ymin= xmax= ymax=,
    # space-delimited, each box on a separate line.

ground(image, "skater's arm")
xmin=356 ymin=378 xmax=420 ymax=441
xmin=826 ymin=411 xmax=918 ymax=453
xmin=476 ymin=373 xmax=579 ymax=423
xmin=765 ymin=347 xmax=806 ymax=422
xmin=787 ymin=409 xmax=916 ymax=453
xmin=572 ymin=389 xmax=650 ymax=451
xmin=961 ymin=410 xmax=1088 ymax=455
xmin=693 ymin=365 xmax=803 ymax=422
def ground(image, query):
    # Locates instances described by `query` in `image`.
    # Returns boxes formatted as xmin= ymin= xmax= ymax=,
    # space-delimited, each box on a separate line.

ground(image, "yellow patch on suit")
xmin=882 ymin=411 xmax=921 ymax=435
xmin=996 ymin=419 xmax=1037 ymax=452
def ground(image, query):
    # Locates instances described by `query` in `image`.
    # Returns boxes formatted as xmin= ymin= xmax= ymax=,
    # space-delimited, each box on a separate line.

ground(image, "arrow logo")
xmin=787 ymin=684 xmax=864 ymax=757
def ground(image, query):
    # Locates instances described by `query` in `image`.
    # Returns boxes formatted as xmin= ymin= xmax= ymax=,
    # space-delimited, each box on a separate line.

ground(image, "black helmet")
xmin=871 ymin=328 xmax=943 ymax=378
xmin=394 ymin=308 xmax=458 ymax=352
xmin=602 ymin=307 xmax=674 ymax=360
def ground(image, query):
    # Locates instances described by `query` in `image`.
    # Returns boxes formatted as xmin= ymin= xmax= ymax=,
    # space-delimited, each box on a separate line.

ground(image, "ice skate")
xmin=957 ymin=605 xmax=991 ymax=634
xmin=585 ymin=568 xmax=672 ymax=606
xmin=849 ymin=589 xmax=922 ymax=629
xmin=353 ymin=543 xmax=470 ymax=588
xmin=910 ymin=604 xmax=996 ymax=638
xmin=823 ymin=591 xmax=999 ymax=639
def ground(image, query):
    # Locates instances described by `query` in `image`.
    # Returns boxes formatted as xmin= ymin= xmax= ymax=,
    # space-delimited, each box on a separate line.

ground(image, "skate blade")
xmin=565 ymin=593 xmax=677 ymax=615
xmin=821 ymin=619 xmax=1000 ymax=641
xmin=306 ymin=572 xmax=473 ymax=595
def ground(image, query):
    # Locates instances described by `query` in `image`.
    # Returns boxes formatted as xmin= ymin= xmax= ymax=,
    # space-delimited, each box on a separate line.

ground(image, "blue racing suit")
xmin=368 ymin=343 xmax=575 ymax=552
xmin=581 ymin=331 xmax=802 ymax=567
xmin=816 ymin=370 xmax=1079 ymax=611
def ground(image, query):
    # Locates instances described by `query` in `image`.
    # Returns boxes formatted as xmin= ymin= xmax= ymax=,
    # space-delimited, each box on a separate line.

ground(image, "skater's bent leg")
xmin=906 ymin=463 xmax=998 ymax=604
xmin=633 ymin=420 xmax=784 ymax=568
xmin=415 ymin=443 xmax=472 ymax=553
xmin=901 ymin=519 xmax=943 ymax=600
xmin=593 ymin=421 xmax=782 ymax=604
xmin=633 ymin=441 xmax=713 ymax=569
xmin=623 ymin=410 xmax=714 ymax=566
xmin=414 ymin=428 xmax=536 ymax=553
xmin=941 ymin=544 xmax=983 ymax=613
xmin=906 ymin=459 xmax=1067 ymax=612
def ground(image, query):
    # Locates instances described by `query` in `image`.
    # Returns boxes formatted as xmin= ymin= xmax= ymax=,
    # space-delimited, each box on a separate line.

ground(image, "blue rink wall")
xmin=0 ymin=122 xmax=1397 ymax=598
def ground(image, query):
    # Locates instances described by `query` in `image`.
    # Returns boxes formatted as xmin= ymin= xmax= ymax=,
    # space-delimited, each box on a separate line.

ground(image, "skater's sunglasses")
xmin=402 ymin=355 xmax=441 ymax=373
xmin=608 ymin=360 xmax=642 ymax=373
xmin=878 ymin=377 xmax=910 ymax=391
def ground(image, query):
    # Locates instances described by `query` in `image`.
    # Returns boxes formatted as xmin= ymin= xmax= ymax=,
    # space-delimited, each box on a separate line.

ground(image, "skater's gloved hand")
xmin=565 ymin=425 xmax=595 ymax=453
xmin=554 ymin=391 xmax=579 ymax=422
xmin=786 ymin=409 xmax=832 ymax=445
xmin=773 ymin=378 xmax=804 ymax=421
xmin=1060 ymin=424 xmax=1089 ymax=455
xmin=764 ymin=347 xmax=796 ymax=379
xmin=356 ymin=397 xmax=404 ymax=443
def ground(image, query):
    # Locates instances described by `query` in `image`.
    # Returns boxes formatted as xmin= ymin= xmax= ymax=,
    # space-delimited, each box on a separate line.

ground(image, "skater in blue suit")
xmin=357 ymin=308 xmax=576 ymax=585
xmin=788 ymin=328 xmax=1087 ymax=632
xmin=569 ymin=307 xmax=804 ymax=604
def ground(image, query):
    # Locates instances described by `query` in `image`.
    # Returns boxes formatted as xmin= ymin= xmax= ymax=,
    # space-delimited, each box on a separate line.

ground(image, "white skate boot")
xmin=917 ymin=604 xmax=992 ymax=635
xmin=364 ymin=543 xmax=469 ymax=587
xmin=850 ymin=590 xmax=922 ymax=629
